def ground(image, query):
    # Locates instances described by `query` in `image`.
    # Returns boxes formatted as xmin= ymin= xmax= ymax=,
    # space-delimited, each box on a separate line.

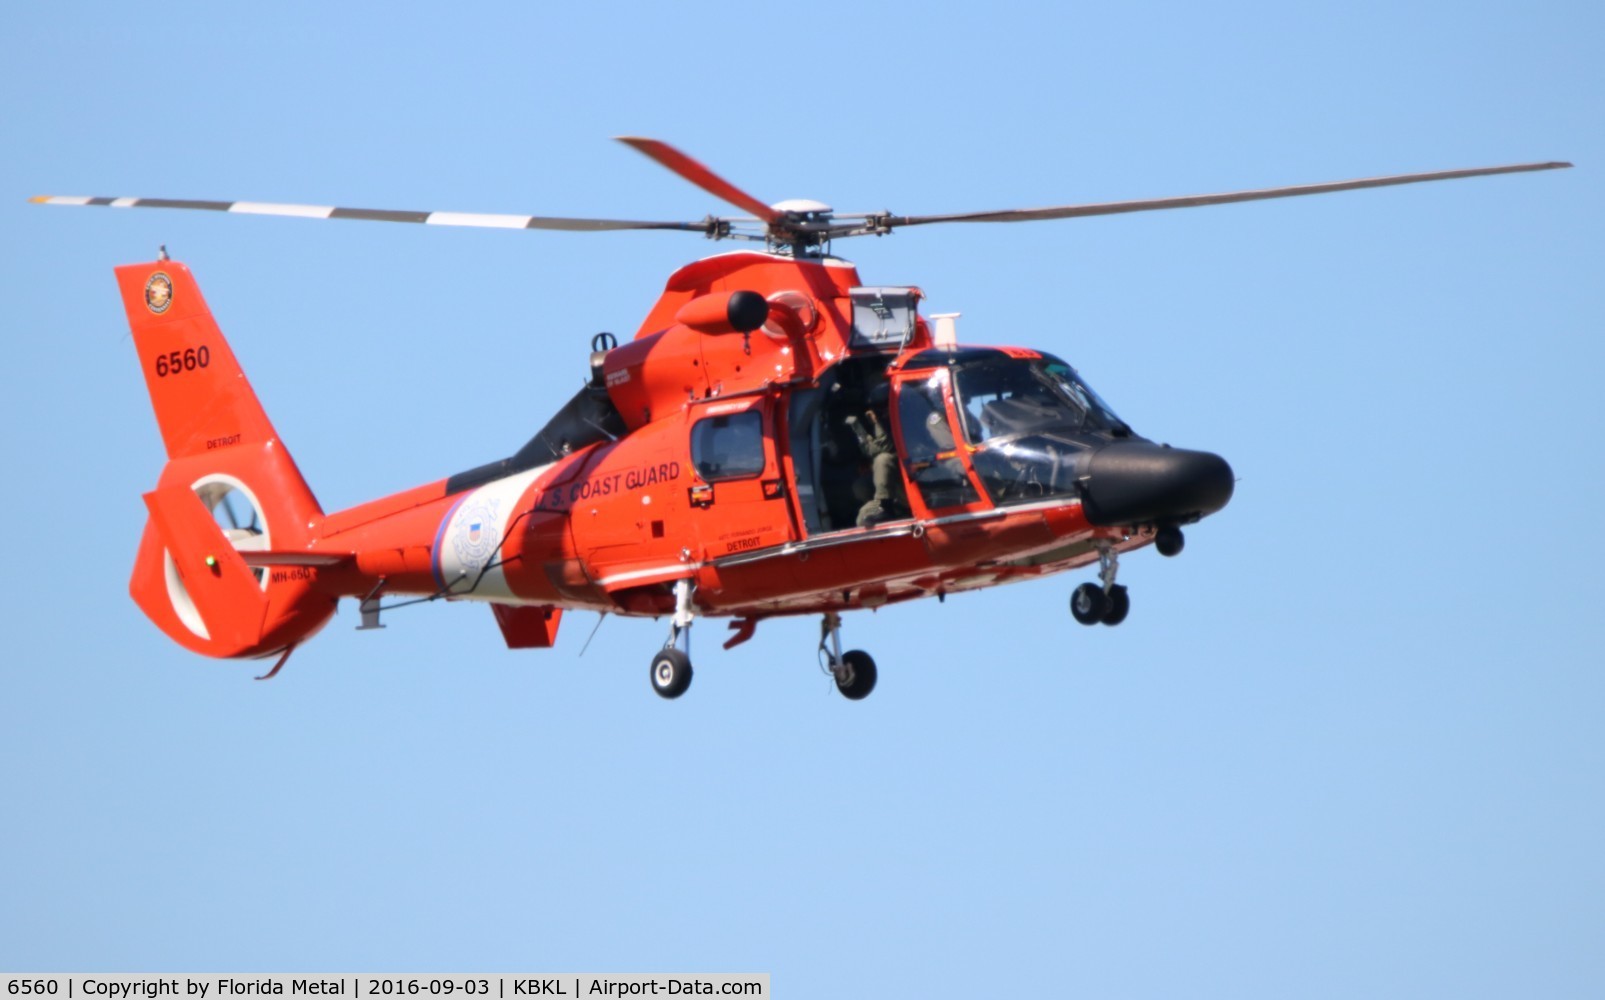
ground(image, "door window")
xmin=691 ymin=411 xmax=765 ymax=481
xmin=896 ymin=372 xmax=980 ymax=510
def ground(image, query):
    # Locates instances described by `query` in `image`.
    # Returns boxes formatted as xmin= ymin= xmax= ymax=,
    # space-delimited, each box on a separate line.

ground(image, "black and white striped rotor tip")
xmin=27 ymin=194 xmax=717 ymax=235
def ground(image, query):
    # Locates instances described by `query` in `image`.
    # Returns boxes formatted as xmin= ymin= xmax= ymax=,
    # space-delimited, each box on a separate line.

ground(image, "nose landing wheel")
xmin=1071 ymin=582 xmax=1109 ymax=624
xmin=1101 ymin=584 xmax=1130 ymax=625
xmin=1071 ymin=546 xmax=1131 ymax=626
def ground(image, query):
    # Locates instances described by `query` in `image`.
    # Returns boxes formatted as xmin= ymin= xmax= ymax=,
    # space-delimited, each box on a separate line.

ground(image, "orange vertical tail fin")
xmin=119 ymin=260 xmax=335 ymax=660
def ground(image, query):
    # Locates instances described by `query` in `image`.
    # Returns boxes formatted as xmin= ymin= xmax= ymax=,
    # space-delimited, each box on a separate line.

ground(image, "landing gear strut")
xmin=650 ymin=578 xmax=696 ymax=699
xmin=819 ymin=612 xmax=877 ymax=700
xmin=1071 ymin=545 xmax=1130 ymax=626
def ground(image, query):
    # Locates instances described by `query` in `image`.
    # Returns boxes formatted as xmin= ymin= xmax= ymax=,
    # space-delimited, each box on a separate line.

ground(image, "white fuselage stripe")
xmin=595 ymin=565 xmax=699 ymax=588
xmin=432 ymin=465 xmax=552 ymax=601
xmin=712 ymin=499 xmax=1085 ymax=568
xmin=595 ymin=500 xmax=1085 ymax=588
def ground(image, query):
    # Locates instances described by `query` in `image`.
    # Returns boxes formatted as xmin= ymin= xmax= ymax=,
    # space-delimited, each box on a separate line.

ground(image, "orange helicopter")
xmin=34 ymin=139 xmax=1569 ymax=698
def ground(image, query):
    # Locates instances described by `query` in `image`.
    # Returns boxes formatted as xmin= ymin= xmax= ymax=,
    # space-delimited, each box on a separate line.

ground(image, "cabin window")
xmin=691 ymin=411 xmax=765 ymax=481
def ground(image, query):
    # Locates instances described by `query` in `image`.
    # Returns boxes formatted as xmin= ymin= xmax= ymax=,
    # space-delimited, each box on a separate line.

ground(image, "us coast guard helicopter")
xmin=34 ymin=139 xmax=1569 ymax=698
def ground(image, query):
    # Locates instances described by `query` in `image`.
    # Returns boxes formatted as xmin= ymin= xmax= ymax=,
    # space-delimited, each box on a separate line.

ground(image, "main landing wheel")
xmin=650 ymin=648 xmax=693 ymax=700
xmin=1071 ymin=582 xmax=1110 ymax=625
xmin=835 ymin=650 xmax=878 ymax=701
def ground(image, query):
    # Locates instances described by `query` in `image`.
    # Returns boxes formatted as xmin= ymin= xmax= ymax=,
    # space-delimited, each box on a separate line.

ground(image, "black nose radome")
xmin=1079 ymin=442 xmax=1234 ymax=527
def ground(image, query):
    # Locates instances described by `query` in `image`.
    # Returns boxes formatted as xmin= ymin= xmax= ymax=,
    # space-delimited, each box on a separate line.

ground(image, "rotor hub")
xmin=770 ymin=199 xmax=833 ymax=217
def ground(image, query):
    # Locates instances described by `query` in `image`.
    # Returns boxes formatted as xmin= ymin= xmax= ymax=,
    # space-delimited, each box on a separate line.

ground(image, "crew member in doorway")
xmin=847 ymin=399 xmax=899 ymax=528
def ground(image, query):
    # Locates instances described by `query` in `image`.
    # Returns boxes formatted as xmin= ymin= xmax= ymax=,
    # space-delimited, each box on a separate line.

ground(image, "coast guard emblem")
xmin=452 ymin=498 xmax=501 ymax=573
xmin=145 ymin=272 xmax=173 ymax=314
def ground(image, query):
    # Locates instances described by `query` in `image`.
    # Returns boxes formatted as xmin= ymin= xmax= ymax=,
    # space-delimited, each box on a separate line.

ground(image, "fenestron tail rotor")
xmin=31 ymin=139 xmax=1571 ymax=254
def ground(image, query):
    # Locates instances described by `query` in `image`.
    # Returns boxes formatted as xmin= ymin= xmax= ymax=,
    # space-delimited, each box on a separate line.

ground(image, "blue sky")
xmin=2 ymin=1 xmax=1601 ymax=995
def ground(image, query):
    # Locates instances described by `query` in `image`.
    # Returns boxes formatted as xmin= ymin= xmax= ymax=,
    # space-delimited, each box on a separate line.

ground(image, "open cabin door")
xmin=781 ymin=359 xmax=992 ymax=534
xmin=781 ymin=362 xmax=921 ymax=535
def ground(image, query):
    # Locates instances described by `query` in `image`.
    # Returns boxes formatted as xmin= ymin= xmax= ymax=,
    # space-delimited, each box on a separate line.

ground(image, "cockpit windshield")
xmin=950 ymin=355 xmax=1127 ymax=505
xmin=954 ymin=355 xmax=1124 ymax=444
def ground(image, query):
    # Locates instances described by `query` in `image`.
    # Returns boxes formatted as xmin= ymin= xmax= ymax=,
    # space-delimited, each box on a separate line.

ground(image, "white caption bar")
xmin=1 ymin=976 xmax=768 ymax=1000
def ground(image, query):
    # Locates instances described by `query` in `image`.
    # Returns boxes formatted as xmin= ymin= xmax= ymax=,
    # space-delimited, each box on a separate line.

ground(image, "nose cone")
xmin=1079 ymin=441 xmax=1235 ymax=527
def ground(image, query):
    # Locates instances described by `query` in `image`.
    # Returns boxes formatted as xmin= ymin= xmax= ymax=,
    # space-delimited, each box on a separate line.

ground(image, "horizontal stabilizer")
xmin=238 ymin=551 xmax=351 ymax=567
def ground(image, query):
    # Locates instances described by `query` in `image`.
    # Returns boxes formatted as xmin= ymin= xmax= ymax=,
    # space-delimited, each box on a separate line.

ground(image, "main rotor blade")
xmin=881 ymin=161 xmax=1573 ymax=228
xmin=615 ymin=136 xmax=782 ymax=225
xmin=27 ymin=195 xmax=715 ymax=233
